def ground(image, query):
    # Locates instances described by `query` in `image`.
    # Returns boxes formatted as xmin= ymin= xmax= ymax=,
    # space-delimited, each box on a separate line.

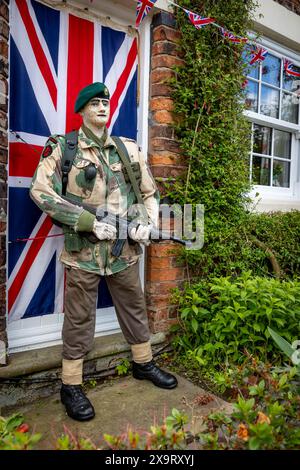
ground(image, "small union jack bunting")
xmin=136 ymin=0 xmax=157 ymax=27
xmin=184 ymin=9 xmax=215 ymax=29
xmin=284 ymin=59 xmax=300 ymax=78
xmin=221 ymin=28 xmax=248 ymax=44
xmin=250 ymin=47 xmax=268 ymax=65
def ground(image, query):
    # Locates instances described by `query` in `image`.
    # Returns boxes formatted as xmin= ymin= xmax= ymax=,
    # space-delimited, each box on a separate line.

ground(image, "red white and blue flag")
xmin=184 ymin=9 xmax=215 ymax=29
xmin=284 ymin=59 xmax=300 ymax=78
xmin=221 ymin=28 xmax=248 ymax=44
xmin=250 ymin=46 xmax=268 ymax=65
xmin=8 ymin=0 xmax=138 ymax=322
xmin=136 ymin=0 xmax=157 ymax=28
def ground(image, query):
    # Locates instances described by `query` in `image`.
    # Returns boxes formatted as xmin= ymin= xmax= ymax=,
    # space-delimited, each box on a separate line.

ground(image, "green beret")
xmin=74 ymin=82 xmax=110 ymax=113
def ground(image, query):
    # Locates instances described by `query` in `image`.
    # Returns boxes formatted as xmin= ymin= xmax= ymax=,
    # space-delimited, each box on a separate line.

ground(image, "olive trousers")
xmin=61 ymin=262 xmax=152 ymax=384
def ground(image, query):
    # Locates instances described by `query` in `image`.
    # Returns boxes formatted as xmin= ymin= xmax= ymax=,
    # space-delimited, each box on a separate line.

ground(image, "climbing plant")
xmin=166 ymin=0 xmax=300 ymax=279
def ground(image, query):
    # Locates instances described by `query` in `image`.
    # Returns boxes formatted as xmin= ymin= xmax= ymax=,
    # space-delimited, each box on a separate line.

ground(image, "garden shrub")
xmin=173 ymin=272 xmax=300 ymax=365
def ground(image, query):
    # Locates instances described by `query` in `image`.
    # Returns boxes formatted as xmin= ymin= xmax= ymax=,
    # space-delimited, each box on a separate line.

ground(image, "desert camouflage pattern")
xmin=30 ymin=127 xmax=160 ymax=275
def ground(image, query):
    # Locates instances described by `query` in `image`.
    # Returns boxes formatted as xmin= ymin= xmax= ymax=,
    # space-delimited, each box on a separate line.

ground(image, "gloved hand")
xmin=92 ymin=219 xmax=117 ymax=240
xmin=129 ymin=224 xmax=152 ymax=246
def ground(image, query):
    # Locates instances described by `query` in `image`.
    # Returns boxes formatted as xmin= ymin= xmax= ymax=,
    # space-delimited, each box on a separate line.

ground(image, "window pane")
xmin=260 ymin=85 xmax=279 ymax=118
xmin=252 ymin=156 xmax=271 ymax=185
xmin=283 ymin=64 xmax=300 ymax=92
xmin=248 ymin=63 xmax=259 ymax=80
xmin=273 ymin=159 xmax=290 ymax=187
xmin=281 ymin=92 xmax=299 ymax=124
xmin=245 ymin=80 xmax=258 ymax=112
xmin=273 ymin=129 xmax=291 ymax=158
xmin=261 ymin=54 xmax=281 ymax=87
xmin=242 ymin=46 xmax=259 ymax=79
xmin=253 ymin=124 xmax=272 ymax=155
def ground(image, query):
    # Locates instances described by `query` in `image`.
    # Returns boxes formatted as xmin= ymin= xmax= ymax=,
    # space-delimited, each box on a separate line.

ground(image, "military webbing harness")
xmin=61 ymin=131 xmax=145 ymax=209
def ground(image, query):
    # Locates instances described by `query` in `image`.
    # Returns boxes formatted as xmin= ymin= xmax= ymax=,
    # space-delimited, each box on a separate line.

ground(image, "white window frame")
xmin=7 ymin=1 xmax=151 ymax=352
xmin=245 ymin=36 xmax=300 ymax=206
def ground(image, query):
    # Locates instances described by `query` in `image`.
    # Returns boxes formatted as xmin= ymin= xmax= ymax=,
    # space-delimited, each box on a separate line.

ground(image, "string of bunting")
xmin=135 ymin=0 xmax=300 ymax=77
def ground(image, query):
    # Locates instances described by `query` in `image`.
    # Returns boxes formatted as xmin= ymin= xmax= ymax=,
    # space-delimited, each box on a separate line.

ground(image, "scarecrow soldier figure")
xmin=30 ymin=83 xmax=177 ymax=421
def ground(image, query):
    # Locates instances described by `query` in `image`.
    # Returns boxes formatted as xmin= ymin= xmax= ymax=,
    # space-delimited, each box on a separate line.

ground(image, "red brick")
xmin=0 ymin=110 xmax=7 ymax=129
xmin=0 ymin=3 xmax=9 ymax=23
xmin=0 ymin=164 xmax=7 ymax=181
xmin=149 ymin=153 xmax=182 ymax=166
xmin=152 ymin=26 xmax=181 ymax=43
xmin=0 ymin=265 xmax=4 ymax=284
xmin=152 ymin=55 xmax=185 ymax=70
xmin=0 ymin=18 xmax=9 ymax=40
xmin=148 ymin=308 xmax=169 ymax=322
xmin=0 ymin=39 xmax=8 ymax=58
xmin=146 ymin=266 xmax=185 ymax=282
xmin=0 ymin=77 xmax=8 ymax=96
xmin=146 ymin=280 xmax=181 ymax=296
xmin=0 ymin=283 xmax=5 ymax=303
xmin=149 ymin=318 xmax=178 ymax=334
xmin=151 ymin=69 xmax=175 ymax=84
xmin=151 ymin=83 xmax=173 ymax=97
xmin=150 ymin=138 xmax=181 ymax=153
xmin=151 ymin=165 xmax=185 ymax=178
xmin=149 ymin=125 xmax=174 ymax=140
xmin=147 ymin=243 xmax=180 ymax=257
xmin=0 ymin=131 xmax=7 ymax=147
xmin=152 ymin=41 xmax=181 ymax=57
xmin=150 ymin=98 xmax=174 ymax=112
xmin=152 ymin=110 xmax=175 ymax=124
xmin=147 ymin=257 xmax=171 ymax=269
xmin=0 ymin=220 xmax=6 ymax=233
xmin=0 ymin=147 xmax=7 ymax=164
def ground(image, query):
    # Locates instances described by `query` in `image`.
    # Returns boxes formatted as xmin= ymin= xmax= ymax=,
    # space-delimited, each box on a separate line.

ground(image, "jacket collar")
xmin=78 ymin=127 xmax=116 ymax=150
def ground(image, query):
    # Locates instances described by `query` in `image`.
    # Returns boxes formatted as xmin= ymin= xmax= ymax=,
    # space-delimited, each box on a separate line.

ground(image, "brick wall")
xmin=0 ymin=0 xmax=8 ymax=366
xmin=146 ymin=12 xmax=187 ymax=334
xmin=273 ymin=0 xmax=300 ymax=15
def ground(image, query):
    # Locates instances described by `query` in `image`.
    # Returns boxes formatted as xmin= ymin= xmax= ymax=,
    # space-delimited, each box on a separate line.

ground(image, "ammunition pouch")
xmin=122 ymin=162 xmax=142 ymax=186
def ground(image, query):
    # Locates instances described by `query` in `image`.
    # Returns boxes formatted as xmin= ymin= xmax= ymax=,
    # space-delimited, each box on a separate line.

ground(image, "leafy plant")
xmin=104 ymin=408 xmax=187 ymax=450
xmin=163 ymin=1 xmax=300 ymax=280
xmin=199 ymin=365 xmax=300 ymax=450
xmin=0 ymin=414 xmax=41 ymax=450
xmin=173 ymin=272 xmax=300 ymax=366
xmin=268 ymin=327 xmax=300 ymax=376
xmin=115 ymin=358 xmax=131 ymax=376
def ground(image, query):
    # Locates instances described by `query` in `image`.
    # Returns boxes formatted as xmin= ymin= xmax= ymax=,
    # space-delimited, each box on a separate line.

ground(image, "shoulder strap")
xmin=61 ymin=130 xmax=78 ymax=196
xmin=111 ymin=136 xmax=145 ymax=207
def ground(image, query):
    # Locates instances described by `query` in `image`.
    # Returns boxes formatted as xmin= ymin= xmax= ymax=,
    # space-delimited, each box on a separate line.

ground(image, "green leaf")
xmin=268 ymin=327 xmax=294 ymax=359
xmin=249 ymin=437 xmax=261 ymax=450
xmin=191 ymin=318 xmax=198 ymax=333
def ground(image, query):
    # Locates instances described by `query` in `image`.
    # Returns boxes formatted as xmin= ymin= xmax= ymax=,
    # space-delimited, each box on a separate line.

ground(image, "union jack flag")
xmin=250 ymin=46 xmax=268 ymax=65
xmin=221 ymin=28 xmax=248 ymax=44
xmin=8 ymin=0 xmax=138 ymax=322
xmin=184 ymin=9 xmax=215 ymax=29
xmin=136 ymin=0 xmax=157 ymax=28
xmin=284 ymin=59 xmax=300 ymax=78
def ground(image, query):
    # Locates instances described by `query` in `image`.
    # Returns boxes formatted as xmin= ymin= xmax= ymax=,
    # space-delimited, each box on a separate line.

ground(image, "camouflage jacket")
xmin=29 ymin=127 xmax=160 ymax=275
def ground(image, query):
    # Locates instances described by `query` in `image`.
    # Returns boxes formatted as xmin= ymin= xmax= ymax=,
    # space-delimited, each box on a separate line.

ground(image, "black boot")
xmin=132 ymin=360 xmax=178 ymax=389
xmin=60 ymin=384 xmax=95 ymax=421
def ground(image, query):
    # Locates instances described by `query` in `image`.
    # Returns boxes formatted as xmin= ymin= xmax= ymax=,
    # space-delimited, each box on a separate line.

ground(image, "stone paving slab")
xmin=3 ymin=371 xmax=232 ymax=450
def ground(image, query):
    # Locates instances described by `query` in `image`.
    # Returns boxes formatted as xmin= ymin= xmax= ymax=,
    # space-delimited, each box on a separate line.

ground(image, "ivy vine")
xmin=164 ymin=0 xmax=300 ymax=279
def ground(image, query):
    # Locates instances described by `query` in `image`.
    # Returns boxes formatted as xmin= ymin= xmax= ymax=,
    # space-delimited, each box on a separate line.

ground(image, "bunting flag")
xmin=135 ymin=0 xmax=157 ymax=27
xmin=284 ymin=59 xmax=300 ymax=77
xmin=250 ymin=47 xmax=268 ymax=65
xmin=184 ymin=9 xmax=215 ymax=29
xmin=221 ymin=28 xmax=248 ymax=44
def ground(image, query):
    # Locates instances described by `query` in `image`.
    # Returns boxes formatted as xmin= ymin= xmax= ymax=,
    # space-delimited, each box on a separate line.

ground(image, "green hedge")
xmin=178 ymin=210 xmax=300 ymax=280
xmin=173 ymin=272 xmax=300 ymax=365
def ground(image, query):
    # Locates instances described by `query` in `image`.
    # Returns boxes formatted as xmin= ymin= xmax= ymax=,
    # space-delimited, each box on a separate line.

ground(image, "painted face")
xmin=80 ymin=97 xmax=110 ymax=128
